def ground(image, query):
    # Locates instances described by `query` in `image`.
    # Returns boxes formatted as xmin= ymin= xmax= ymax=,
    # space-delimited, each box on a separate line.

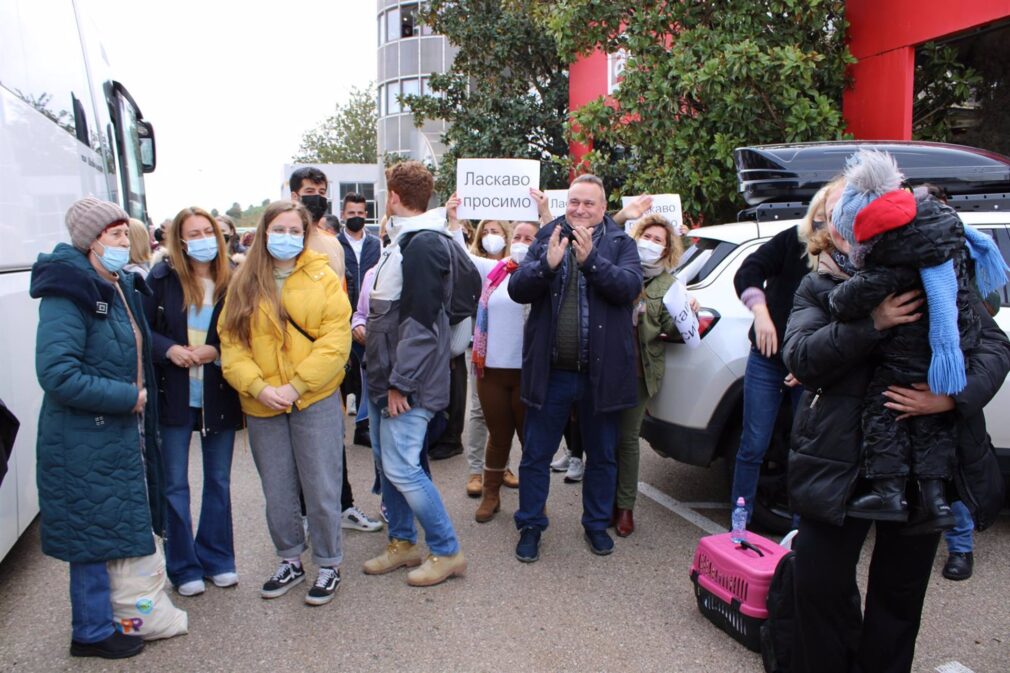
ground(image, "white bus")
xmin=0 ymin=0 xmax=156 ymax=560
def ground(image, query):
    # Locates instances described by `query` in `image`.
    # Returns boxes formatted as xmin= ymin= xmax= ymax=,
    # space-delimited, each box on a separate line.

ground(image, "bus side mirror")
xmin=138 ymin=120 xmax=156 ymax=173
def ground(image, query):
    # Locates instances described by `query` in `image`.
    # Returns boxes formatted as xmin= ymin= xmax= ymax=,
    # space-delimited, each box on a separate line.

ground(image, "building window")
xmin=339 ymin=182 xmax=377 ymax=222
xmin=401 ymin=77 xmax=419 ymax=110
xmin=401 ymin=3 xmax=419 ymax=38
xmin=386 ymin=82 xmax=401 ymax=115
xmin=386 ymin=8 xmax=400 ymax=43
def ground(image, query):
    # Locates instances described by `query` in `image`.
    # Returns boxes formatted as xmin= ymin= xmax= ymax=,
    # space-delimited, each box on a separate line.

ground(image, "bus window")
xmin=0 ymin=0 xmax=99 ymax=154
xmin=111 ymin=85 xmax=153 ymax=221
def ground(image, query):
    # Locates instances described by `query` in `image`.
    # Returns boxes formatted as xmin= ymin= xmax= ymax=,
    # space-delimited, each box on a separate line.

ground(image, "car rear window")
xmin=675 ymin=239 xmax=739 ymax=286
xmin=979 ymin=225 xmax=1010 ymax=308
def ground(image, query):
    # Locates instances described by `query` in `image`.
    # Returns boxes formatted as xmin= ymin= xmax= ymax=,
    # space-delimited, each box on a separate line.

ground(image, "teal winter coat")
xmin=30 ymin=243 xmax=165 ymax=563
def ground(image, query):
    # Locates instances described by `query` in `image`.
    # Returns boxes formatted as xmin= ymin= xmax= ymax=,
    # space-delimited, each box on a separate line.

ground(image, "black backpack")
xmin=400 ymin=229 xmax=481 ymax=324
xmin=760 ymin=551 xmax=795 ymax=673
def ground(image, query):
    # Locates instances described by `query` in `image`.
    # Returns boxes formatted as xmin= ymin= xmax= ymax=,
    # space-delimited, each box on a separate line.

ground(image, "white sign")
xmin=608 ymin=49 xmax=628 ymax=95
xmin=621 ymin=194 xmax=684 ymax=234
xmin=545 ymin=189 xmax=568 ymax=218
xmin=662 ymin=280 xmax=701 ymax=349
xmin=456 ymin=158 xmax=540 ymax=221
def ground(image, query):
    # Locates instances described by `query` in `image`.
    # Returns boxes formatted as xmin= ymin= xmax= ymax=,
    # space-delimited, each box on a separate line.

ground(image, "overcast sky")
xmin=83 ymin=0 xmax=378 ymax=223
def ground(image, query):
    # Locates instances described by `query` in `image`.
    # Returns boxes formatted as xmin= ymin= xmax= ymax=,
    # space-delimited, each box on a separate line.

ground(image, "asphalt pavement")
xmin=1 ymin=417 xmax=1008 ymax=673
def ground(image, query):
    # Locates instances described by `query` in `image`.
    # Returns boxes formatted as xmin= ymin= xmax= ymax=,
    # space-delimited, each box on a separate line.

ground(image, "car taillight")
xmin=659 ymin=309 xmax=720 ymax=343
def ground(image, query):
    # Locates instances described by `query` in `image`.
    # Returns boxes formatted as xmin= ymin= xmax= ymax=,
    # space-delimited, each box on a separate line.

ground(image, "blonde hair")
xmin=127 ymin=218 xmax=151 ymax=266
xmin=631 ymin=213 xmax=684 ymax=271
xmin=469 ymin=219 xmax=513 ymax=258
xmin=167 ymin=207 xmax=231 ymax=309
xmin=220 ymin=201 xmax=311 ymax=349
xmin=799 ymin=177 xmax=845 ymax=270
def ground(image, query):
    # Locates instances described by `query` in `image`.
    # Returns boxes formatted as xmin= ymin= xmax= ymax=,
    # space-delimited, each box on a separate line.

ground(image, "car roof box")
xmin=735 ymin=141 xmax=1010 ymax=207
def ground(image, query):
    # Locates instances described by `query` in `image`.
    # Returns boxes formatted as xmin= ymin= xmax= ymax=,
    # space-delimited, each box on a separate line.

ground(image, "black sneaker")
xmin=584 ymin=529 xmax=615 ymax=556
xmin=515 ymin=526 xmax=541 ymax=563
xmin=70 ymin=631 xmax=145 ymax=659
xmin=261 ymin=561 xmax=305 ymax=598
xmin=305 ymin=566 xmax=341 ymax=606
xmin=353 ymin=422 xmax=372 ymax=447
xmin=428 ymin=442 xmax=463 ymax=460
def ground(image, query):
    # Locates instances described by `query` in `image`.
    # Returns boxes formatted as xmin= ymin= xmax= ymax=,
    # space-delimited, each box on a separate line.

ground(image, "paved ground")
xmin=1 ymin=417 xmax=1008 ymax=673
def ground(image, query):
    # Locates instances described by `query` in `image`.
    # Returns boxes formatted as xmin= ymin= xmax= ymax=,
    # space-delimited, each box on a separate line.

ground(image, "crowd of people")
xmin=29 ymin=152 xmax=1008 ymax=672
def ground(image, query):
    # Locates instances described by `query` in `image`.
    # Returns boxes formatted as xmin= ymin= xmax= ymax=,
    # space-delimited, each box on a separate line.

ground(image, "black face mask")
xmin=345 ymin=216 xmax=366 ymax=233
xmin=299 ymin=194 xmax=330 ymax=220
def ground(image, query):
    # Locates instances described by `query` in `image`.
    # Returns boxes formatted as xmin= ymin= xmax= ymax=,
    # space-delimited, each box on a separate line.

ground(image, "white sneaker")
xmin=210 ymin=572 xmax=239 ymax=588
xmin=550 ymin=449 xmax=572 ymax=472
xmin=564 ymin=457 xmax=585 ymax=483
xmin=346 ymin=394 xmax=357 ymax=416
xmin=341 ymin=506 xmax=384 ymax=532
xmin=177 ymin=579 xmax=206 ymax=596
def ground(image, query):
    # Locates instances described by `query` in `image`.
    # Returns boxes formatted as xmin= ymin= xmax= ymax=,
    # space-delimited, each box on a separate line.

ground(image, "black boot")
xmin=942 ymin=551 xmax=973 ymax=580
xmin=847 ymin=477 xmax=908 ymax=521
xmin=70 ymin=631 xmax=145 ymax=659
xmin=901 ymin=479 xmax=955 ymax=535
xmin=353 ymin=420 xmax=371 ymax=447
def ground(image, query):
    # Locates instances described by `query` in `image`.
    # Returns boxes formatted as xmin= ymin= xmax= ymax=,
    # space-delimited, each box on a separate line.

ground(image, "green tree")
xmin=226 ymin=202 xmax=242 ymax=220
xmin=913 ymin=42 xmax=983 ymax=142
xmin=293 ymin=84 xmax=378 ymax=164
xmin=538 ymin=0 xmax=853 ymax=224
xmin=402 ymin=0 xmax=570 ymax=198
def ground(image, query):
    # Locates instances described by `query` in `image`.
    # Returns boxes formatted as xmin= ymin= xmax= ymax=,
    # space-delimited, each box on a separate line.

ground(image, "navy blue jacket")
xmin=31 ymin=244 xmax=165 ymax=563
xmin=508 ymin=215 xmax=643 ymax=413
xmin=339 ymin=232 xmax=382 ymax=311
xmin=142 ymin=261 xmax=242 ymax=433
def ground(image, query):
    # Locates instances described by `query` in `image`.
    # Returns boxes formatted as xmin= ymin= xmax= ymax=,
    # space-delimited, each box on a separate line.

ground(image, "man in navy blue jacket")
xmin=508 ymin=174 xmax=643 ymax=562
xmin=338 ymin=192 xmax=382 ymax=447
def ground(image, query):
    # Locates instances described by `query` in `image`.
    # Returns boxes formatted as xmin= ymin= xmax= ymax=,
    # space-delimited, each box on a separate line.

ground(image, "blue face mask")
xmin=94 ymin=241 xmax=130 ymax=273
xmin=185 ymin=236 xmax=218 ymax=263
xmin=267 ymin=233 xmax=303 ymax=261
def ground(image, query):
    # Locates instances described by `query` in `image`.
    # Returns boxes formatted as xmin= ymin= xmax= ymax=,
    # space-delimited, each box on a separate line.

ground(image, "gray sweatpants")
xmin=247 ymin=392 xmax=344 ymax=567
xmin=465 ymin=362 xmax=489 ymax=474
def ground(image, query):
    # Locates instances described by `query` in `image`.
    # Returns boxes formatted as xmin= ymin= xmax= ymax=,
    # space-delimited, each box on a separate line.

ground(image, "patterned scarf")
xmin=471 ymin=258 xmax=518 ymax=378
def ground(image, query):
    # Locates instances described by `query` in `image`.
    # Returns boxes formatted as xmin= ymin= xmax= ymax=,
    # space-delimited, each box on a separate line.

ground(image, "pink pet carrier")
xmin=689 ymin=532 xmax=790 ymax=652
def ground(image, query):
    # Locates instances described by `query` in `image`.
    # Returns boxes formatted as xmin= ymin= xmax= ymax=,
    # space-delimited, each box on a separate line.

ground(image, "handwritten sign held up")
xmin=621 ymin=194 xmax=684 ymax=235
xmin=662 ymin=279 xmax=700 ymax=349
xmin=456 ymin=158 xmax=540 ymax=221
xmin=545 ymin=190 xmax=568 ymax=218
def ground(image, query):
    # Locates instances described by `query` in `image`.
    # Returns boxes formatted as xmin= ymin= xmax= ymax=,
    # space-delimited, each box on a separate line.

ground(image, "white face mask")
xmin=482 ymin=233 xmax=506 ymax=255
xmin=510 ymin=243 xmax=529 ymax=263
xmin=637 ymin=238 xmax=664 ymax=264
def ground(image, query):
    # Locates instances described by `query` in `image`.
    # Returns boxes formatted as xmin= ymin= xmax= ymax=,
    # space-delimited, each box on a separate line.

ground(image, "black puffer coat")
xmin=828 ymin=195 xmax=981 ymax=382
xmin=783 ymin=255 xmax=1009 ymax=527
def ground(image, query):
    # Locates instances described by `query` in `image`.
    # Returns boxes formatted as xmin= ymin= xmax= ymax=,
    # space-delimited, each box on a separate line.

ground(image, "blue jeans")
xmin=368 ymin=400 xmax=459 ymax=555
xmin=69 ymin=562 xmax=114 ymax=643
xmin=356 ymin=365 xmax=369 ymax=424
xmin=160 ymin=408 xmax=236 ymax=586
xmin=515 ymin=369 xmax=619 ymax=532
xmin=731 ymin=348 xmax=803 ymax=519
xmin=944 ymin=500 xmax=973 ymax=553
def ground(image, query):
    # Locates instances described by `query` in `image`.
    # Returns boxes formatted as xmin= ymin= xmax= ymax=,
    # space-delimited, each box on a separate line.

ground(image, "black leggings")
xmin=792 ymin=516 xmax=940 ymax=673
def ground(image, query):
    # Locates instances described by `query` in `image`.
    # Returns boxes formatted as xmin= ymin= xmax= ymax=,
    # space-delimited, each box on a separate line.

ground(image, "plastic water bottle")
xmin=730 ymin=497 xmax=748 ymax=544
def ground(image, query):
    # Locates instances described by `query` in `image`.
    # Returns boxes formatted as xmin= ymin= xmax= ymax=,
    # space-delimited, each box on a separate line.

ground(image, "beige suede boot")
xmin=406 ymin=551 xmax=467 ymax=587
xmin=362 ymin=539 xmax=423 ymax=575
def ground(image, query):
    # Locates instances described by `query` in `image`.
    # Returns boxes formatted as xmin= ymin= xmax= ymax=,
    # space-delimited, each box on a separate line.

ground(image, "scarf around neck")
xmin=471 ymin=257 xmax=518 ymax=378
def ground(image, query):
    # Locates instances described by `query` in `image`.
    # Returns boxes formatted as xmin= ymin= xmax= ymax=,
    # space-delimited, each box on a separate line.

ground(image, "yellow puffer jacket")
xmin=220 ymin=250 xmax=351 ymax=418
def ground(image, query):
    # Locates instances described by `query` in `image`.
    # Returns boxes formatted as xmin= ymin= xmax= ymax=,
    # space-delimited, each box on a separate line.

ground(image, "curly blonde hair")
xmin=631 ymin=213 xmax=683 ymax=271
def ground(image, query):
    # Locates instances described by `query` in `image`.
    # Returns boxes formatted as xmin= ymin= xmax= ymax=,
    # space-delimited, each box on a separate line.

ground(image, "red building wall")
xmin=844 ymin=0 xmax=1010 ymax=139
xmin=567 ymin=1 xmax=1010 ymax=151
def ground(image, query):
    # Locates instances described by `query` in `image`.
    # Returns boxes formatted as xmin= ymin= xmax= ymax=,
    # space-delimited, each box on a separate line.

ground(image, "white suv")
xmin=642 ymin=214 xmax=1010 ymax=532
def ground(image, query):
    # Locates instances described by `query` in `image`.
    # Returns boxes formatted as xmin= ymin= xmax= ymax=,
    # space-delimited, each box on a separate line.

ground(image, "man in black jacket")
xmin=508 ymin=174 xmax=643 ymax=562
xmin=338 ymin=192 xmax=381 ymax=447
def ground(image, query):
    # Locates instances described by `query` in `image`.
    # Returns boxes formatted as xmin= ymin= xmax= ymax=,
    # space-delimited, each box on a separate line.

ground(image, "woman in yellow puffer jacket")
xmin=219 ymin=200 xmax=351 ymax=607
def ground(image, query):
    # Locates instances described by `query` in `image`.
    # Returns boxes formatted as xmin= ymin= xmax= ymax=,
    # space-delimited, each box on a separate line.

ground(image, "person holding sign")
xmin=508 ymin=174 xmax=643 ymax=562
xmin=612 ymin=214 xmax=686 ymax=537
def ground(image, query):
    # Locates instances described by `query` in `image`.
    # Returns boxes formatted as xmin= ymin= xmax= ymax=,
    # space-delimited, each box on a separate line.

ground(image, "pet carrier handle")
xmin=736 ymin=540 xmax=765 ymax=557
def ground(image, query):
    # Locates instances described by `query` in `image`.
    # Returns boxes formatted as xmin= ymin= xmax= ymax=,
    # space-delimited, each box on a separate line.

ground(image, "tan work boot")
xmin=503 ymin=467 xmax=519 ymax=489
xmin=475 ymin=469 xmax=504 ymax=523
xmin=362 ymin=539 xmax=423 ymax=575
xmin=406 ymin=551 xmax=467 ymax=587
xmin=465 ymin=473 xmax=483 ymax=498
